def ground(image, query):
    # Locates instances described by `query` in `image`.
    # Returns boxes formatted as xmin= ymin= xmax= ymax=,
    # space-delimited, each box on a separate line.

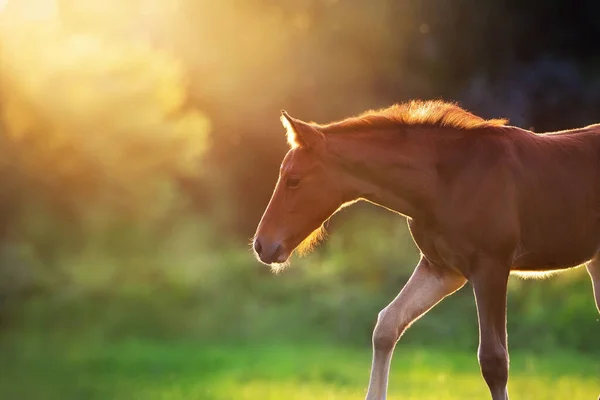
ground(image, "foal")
xmin=253 ymin=100 xmax=600 ymax=400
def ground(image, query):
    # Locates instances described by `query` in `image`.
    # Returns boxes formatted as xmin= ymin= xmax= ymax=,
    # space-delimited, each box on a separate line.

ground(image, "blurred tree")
xmin=0 ymin=2 xmax=211 ymax=263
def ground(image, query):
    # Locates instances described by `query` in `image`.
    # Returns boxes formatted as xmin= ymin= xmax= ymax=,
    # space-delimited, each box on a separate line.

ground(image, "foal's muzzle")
xmin=253 ymin=237 xmax=287 ymax=264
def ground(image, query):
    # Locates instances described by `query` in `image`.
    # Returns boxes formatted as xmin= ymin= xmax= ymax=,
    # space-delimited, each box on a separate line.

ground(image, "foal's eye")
xmin=285 ymin=177 xmax=301 ymax=189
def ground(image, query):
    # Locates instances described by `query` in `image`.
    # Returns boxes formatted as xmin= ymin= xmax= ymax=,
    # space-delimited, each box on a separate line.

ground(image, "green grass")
xmin=0 ymin=336 xmax=597 ymax=400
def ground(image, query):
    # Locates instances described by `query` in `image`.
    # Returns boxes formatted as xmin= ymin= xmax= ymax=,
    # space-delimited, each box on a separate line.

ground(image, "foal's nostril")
xmin=253 ymin=239 xmax=262 ymax=255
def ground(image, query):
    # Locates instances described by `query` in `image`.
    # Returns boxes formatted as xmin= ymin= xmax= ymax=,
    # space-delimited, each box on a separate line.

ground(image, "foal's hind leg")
xmin=471 ymin=260 xmax=510 ymax=400
xmin=364 ymin=257 xmax=466 ymax=400
xmin=587 ymin=259 xmax=600 ymax=313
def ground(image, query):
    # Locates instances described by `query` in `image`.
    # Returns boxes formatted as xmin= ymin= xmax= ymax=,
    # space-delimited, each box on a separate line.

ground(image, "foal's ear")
xmin=280 ymin=110 xmax=324 ymax=150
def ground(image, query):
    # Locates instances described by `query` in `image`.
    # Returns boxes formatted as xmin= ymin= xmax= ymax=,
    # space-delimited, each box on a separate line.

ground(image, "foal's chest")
xmin=407 ymin=220 xmax=479 ymax=274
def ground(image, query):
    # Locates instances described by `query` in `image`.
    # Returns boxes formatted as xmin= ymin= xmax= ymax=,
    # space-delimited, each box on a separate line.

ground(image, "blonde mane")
xmin=320 ymin=100 xmax=508 ymax=133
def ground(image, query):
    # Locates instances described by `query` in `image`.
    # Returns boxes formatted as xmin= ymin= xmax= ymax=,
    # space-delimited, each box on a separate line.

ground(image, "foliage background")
xmin=0 ymin=1 xmax=598 ymax=399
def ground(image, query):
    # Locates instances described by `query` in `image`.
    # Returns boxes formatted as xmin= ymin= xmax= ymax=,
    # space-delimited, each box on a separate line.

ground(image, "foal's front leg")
xmin=471 ymin=262 xmax=510 ymax=400
xmin=364 ymin=258 xmax=466 ymax=400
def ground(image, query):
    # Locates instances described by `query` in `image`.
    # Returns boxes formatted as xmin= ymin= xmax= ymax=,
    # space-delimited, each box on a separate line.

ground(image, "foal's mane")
xmin=319 ymin=100 xmax=508 ymax=133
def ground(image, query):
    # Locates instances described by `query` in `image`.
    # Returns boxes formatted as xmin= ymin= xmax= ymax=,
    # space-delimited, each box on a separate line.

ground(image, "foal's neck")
xmin=326 ymin=128 xmax=439 ymax=220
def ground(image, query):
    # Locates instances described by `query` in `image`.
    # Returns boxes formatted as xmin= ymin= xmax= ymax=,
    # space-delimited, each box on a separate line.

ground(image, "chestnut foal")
xmin=253 ymin=100 xmax=600 ymax=400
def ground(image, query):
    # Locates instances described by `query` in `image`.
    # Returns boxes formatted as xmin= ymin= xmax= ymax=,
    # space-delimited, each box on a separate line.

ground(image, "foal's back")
xmin=509 ymin=124 xmax=600 ymax=271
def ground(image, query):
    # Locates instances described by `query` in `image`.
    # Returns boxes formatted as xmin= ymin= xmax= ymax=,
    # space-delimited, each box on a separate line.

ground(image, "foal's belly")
xmin=512 ymin=233 xmax=600 ymax=271
xmin=512 ymin=252 xmax=592 ymax=272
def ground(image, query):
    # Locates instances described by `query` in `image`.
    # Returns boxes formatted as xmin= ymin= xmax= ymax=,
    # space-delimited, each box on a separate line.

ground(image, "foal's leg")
xmin=471 ymin=263 xmax=510 ymax=400
xmin=364 ymin=258 xmax=466 ymax=400
xmin=586 ymin=259 xmax=600 ymax=313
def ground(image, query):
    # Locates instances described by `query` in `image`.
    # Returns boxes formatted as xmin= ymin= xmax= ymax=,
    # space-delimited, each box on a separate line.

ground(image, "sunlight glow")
xmin=0 ymin=0 xmax=58 ymax=21
xmin=0 ymin=0 xmax=210 ymax=214
xmin=511 ymin=269 xmax=569 ymax=280
xmin=296 ymin=224 xmax=328 ymax=257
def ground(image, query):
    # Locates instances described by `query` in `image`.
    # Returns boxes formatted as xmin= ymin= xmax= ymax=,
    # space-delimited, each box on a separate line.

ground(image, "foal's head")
xmin=253 ymin=111 xmax=352 ymax=270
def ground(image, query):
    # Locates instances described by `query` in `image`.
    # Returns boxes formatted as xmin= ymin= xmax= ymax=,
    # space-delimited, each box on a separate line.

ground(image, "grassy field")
xmin=0 ymin=335 xmax=597 ymax=400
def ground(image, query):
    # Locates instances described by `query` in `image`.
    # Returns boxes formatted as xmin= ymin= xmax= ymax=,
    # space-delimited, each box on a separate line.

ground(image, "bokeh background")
xmin=0 ymin=1 xmax=598 ymax=399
